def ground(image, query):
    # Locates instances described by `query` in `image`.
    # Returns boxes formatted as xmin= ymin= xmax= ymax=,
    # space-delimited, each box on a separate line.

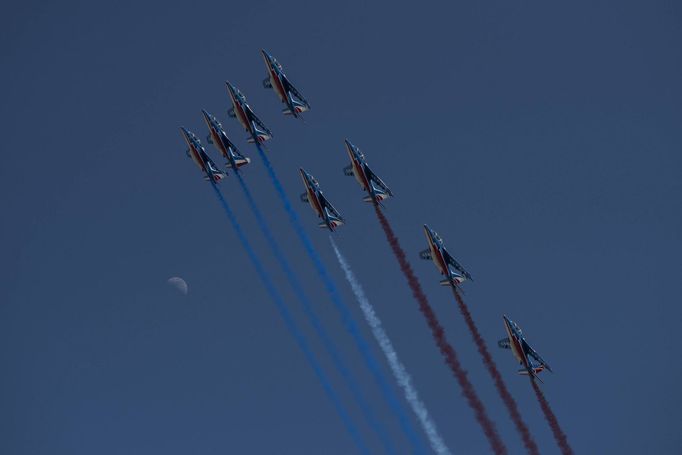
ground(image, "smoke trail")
xmin=208 ymin=181 xmax=369 ymax=454
xmin=253 ymin=144 xmax=427 ymax=453
xmin=234 ymin=171 xmax=395 ymax=454
xmin=330 ymin=237 xmax=452 ymax=455
xmin=531 ymin=379 xmax=574 ymax=455
xmin=373 ymin=206 xmax=507 ymax=455
xmin=450 ymin=288 xmax=540 ymax=455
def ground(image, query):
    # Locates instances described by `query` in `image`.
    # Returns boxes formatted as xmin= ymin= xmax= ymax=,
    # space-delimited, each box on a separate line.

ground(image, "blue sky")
xmin=1 ymin=1 xmax=681 ymax=453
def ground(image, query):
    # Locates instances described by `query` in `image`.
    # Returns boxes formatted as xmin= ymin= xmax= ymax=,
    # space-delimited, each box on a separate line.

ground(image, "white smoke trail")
xmin=330 ymin=237 xmax=452 ymax=455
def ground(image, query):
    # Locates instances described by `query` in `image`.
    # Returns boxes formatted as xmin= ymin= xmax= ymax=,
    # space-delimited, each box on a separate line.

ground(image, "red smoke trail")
xmin=451 ymin=288 xmax=540 ymax=455
xmin=374 ymin=206 xmax=507 ymax=455
xmin=531 ymin=379 xmax=574 ymax=455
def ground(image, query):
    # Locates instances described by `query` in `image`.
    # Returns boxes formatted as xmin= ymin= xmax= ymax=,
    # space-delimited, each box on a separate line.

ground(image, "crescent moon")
xmin=167 ymin=276 xmax=188 ymax=295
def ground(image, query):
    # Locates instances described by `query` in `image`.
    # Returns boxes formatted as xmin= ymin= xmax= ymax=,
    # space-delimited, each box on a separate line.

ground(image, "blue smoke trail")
xmin=253 ymin=144 xmax=427 ymax=453
xmin=208 ymin=181 xmax=369 ymax=454
xmin=234 ymin=171 xmax=395 ymax=454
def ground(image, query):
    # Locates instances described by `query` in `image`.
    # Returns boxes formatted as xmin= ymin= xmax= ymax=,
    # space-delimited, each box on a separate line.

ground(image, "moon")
xmin=167 ymin=276 xmax=188 ymax=295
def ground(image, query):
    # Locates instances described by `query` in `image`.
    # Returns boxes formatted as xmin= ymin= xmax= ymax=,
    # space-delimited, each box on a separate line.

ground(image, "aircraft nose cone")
xmin=299 ymin=168 xmax=310 ymax=185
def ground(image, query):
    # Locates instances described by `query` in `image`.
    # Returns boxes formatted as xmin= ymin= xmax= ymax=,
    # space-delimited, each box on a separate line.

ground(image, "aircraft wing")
xmin=320 ymin=194 xmax=342 ymax=220
xmin=205 ymin=156 xmax=226 ymax=180
xmin=527 ymin=347 xmax=552 ymax=372
xmin=247 ymin=110 xmax=272 ymax=136
xmin=233 ymin=147 xmax=248 ymax=162
xmin=223 ymin=136 xmax=239 ymax=154
xmin=367 ymin=168 xmax=392 ymax=195
xmin=443 ymin=250 xmax=473 ymax=281
xmin=282 ymin=77 xmax=309 ymax=106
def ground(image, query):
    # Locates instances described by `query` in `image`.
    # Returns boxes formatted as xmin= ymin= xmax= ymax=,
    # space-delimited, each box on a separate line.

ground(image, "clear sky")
xmin=2 ymin=0 xmax=681 ymax=453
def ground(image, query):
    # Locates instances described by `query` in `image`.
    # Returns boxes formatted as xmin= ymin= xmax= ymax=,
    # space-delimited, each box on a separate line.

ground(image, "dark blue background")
xmin=2 ymin=1 xmax=680 ymax=453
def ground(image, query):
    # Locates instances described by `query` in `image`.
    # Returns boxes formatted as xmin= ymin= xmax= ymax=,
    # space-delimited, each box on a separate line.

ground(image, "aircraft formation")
xmin=178 ymin=50 xmax=570 ymax=455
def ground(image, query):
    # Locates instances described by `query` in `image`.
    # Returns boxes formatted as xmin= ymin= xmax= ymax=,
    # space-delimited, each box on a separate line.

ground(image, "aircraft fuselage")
xmin=424 ymin=227 xmax=450 ymax=278
xmin=504 ymin=319 xmax=528 ymax=368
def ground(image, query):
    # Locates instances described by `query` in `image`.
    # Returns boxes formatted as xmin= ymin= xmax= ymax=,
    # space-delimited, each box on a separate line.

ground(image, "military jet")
xmin=180 ymin=127 xmax=226 ymax=183
xmin=498 ymin=315 xmax=552 ymax=382
xmin=299 ymin=168 xmax=344 ymax=231
xmin=419 ymin=224 xmax=473 ymax=287
xmin=225 ymin=81 xmax=273 ymax=144
xmin=201 ymin=109 xmax=251 ymax=172
xmin=342 ymin=139 xmax=393 ymax=205
xmin=261 ymin=49 xmax=310 ymax=118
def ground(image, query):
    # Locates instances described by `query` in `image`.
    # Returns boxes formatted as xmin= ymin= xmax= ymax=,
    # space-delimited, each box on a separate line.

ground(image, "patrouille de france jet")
xmin=299 ymin=168 xmax=344 ymax=231
xmin=342 ymin=139 xmax=393 ymax=205
xmin=498 ymin=315 xmax=552 ymax=382
xmin=419 ymin=225 xmax=473 ymax=287
xmin=225 ymin=81 xmax=273 ymax=144
xmin=180 ymin=127 xmax=226 ymax=183
xmin=260 ymin=49 xmax=310 ymax=118
xmin=201 ymin=109 xmax=251 ymax=172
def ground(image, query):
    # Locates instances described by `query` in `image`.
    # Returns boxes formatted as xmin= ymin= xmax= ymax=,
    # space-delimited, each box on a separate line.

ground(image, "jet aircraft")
xmin=419 ymin=224 xmax=473 ymax=287
xmin=261 ymin=49 xmax=310 ymax=118
xmin=201 ymin=109 xmax=251 ymax=172
xmin=498 ymin=315 xmax=552 ymax=382
xmin=299 ymin=168 xmax=344 ymax=231
xmin=225 ymin=81 xmax=273 ymax=144
xmin=180 ymin=127 xmax=226 ymax=183
xmin=342 ymin=139 xmax=393 ymax=204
